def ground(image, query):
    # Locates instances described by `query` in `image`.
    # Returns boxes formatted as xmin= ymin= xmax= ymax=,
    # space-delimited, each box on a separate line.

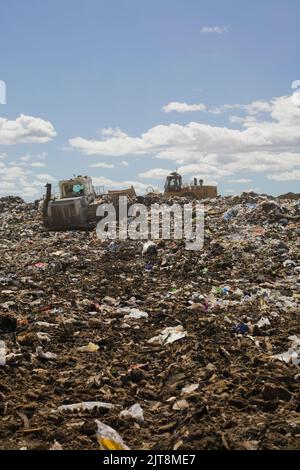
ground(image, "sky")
xmin=0 ymin=0 xmax=299 ymax=200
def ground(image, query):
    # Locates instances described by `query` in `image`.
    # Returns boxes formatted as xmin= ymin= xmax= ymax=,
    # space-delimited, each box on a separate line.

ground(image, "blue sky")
xmin=0 ymin=0 xmax=299 ymax=199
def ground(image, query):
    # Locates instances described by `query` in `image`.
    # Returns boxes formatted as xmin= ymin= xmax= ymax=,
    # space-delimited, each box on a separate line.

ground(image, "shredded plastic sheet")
xmin=119 ymin=403 xmax=144 ymax=424
xmin=0 ymin=340 xmax=6 ymax=366
xmin=181 ymin=383 xmax=199 ymax=396
xmin=36 ymin=346 xmax=57 ymax=360
xmin=256 ymin=317 xmax=271 ymax=328
xmin=95 ymin=420 xmax=130 ymax=450
xmin=123 ymin=308 xmax=149 ymax=320
xmin=77 ymin=342 xmax=99 ymax=352
xmin=36 ymin=332 xmax=51 ymax=342
xmin=56 ymin=401 xmax=115 ymax=413
xmin=148 ymin=325 xmax=187 ymax=345
xmin=271 ymin=336 xmax=300 ymax=366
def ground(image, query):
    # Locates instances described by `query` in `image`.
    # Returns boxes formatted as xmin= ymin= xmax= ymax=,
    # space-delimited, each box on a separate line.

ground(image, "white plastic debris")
xmin=148 ymin=325 xmax=187 ymax=345
xmin=49 ymin=441 xmax=63 ymax=450
xmin=35 ymin=321 xmax=56 ymax=328
xmin=142 ymin=241 xmax=157 ymax=255
xmin=283 ymin=259 xmax=296 ymax=267
xmin=123 ymin=308 xmax=149 ymax=320
xmin=172 ymin=399 xmax=189 ymax=410
xmin=56 ymin=401 xmax=115 ymax=413
xmin=0 ymin=340 xmax=7 ymax=366
xmin=36 ymin=346 xmax=57 ymax=360
xmin=95 ymin=419 xmax=130 ymax=450
xmin=181 ymin=383 xmax=199 ymax=396
xmin=289 ymin=335 xmax=300 ymax=347
xmin=77 ymin=342 xmax=99 ymax=353
xmin=271 ymin=336 xmax=300 ymax=366
xmin=247 ymin=335 xmax=260 ymax=347
xmin=119 ymin=403 xmax=144 ymax=424
xmin=256 ymin=317 xmax=271 ymax=328
xmin=36 ymin=332 xmax=51 ymax=342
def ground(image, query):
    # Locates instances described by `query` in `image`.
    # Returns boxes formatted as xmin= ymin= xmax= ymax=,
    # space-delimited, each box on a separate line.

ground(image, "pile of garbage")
xmin=0 ymin=192 xmax=299 ymax=450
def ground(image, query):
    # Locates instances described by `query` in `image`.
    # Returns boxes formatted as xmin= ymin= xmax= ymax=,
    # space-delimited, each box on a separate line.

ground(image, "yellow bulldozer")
xmin=164 ymin=171 xmax=217 ymax=199
xmin=43 ymin=175 xmax=136 ymax=230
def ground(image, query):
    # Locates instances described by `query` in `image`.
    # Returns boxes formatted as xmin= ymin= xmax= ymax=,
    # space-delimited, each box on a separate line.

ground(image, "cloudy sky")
xmin=0 ymin=0 xmax=299 ymax=199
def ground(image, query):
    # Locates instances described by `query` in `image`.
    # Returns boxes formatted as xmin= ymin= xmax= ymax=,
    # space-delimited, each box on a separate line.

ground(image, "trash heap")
xmin=0 ymin=192 xmax=299 ymax=450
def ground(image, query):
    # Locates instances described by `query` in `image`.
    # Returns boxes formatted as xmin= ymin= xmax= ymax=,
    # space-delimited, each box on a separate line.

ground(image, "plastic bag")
xmin=95 ymin=420 xmax=130 ymax=450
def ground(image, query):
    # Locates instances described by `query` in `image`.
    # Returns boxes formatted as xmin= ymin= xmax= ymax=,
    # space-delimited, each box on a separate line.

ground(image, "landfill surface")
xmin=0 ymin=193 xmax=299 ymax=450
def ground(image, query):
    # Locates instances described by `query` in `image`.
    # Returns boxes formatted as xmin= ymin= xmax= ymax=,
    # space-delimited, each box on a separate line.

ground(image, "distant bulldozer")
xmin=43 ymin=175 xmax=136 ymax=230
xmin=164 ymin=171 xmax=217 ymax=199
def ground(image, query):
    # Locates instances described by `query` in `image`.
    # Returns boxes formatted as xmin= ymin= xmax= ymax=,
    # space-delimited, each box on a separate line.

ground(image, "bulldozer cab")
xmin=59 ymin=176 xmax=94 ymax=199
xmin=164 ymin=171 xmax=182 ymax=192
xmin=164 ymin=171 xmax=218 ymax=199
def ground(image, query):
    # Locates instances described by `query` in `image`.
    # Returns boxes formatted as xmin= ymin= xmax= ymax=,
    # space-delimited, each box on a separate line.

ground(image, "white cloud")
xmin=227 ymin=178 xmax=252 ymax=184
xmin=291 ymin=80 xmax=300 ymax=90
xmin=36 ymin=173 xmax=56 ymax=182
xmin=0 ymin=114 xmax=56 ymax=145
xmin=21 ymin=186 xmax=41 ymax=197
xmin=139 ymin=168 xmax=171 ymax=180
xmin=19 ymin=152 xmax=48 ymax=168
xmin=224 ymin=189 xmax=236 ymax=194
xmin=30 ymin=162 xmax=47 ymax=168
xmin=162 ymin=102 xmax=207 ymax=113
xmin=92 ymin=176 xmax=159 ymax=194
xmin=268 ymin=170 xmax=300 ymax=181
xmin=121 ymin=161 xmax=129 ymax=166
xmin=20 ymin=154 xmax=31 ymax=162
xmin=0 ymin=160 xmax=56 ymax=200
xmin=0 ymin=166 xmax=31 ymax=180
xmin=210 ymin=100 xmax=272 ymax=117
xmin=0 ymin=181 xmax=17 ymax=190
xmin=101 ymin=127 xmax=128 ymax=138
xmin=36 ymin=152 xmax=47 ymax=160
xmin=89 ymin=162 xmax=115 ymax=168
xmin=69 ymin=90 xmax=300 ymax=183
xmin=200 ymin=25 xmax=229 ymax=34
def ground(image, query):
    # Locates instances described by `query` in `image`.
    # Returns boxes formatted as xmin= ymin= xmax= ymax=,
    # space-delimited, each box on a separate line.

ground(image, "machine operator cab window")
xmin=165 ymin=172 xmax=182 ymax=192
xmin=65 ymin=183 xmax=85 ymax=197
xmin=59 ymin=177 xmax=93 ymax=199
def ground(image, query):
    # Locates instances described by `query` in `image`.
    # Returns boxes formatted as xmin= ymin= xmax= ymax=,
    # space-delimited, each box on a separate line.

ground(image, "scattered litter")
xmin=0 ymin=192 xmax=299 ymax=450
xmin=181 ymin=383 xmax=199 ymax=396
xmin=36 ymin=332 xmax=51 ymax=342
xmin=232 ymin=323 xmax=249 ymax=335
xmin=119 ymin=403 xmax=144 ymax=424
xmin=148 ymin=325 xmax=187 ymax=345
xmin=34 ymin=262 xmax=48 ymax=268
xmin=123 ymin=308 xmax=149 ymax=320
xmin=256 ymin=317 xmax=271 ymax=328
xmin=0 ymin=340 xmax=7 ymax=366
xmin=142 ymin=241 xmax=157 ymax=256
xmin=128 ymin=363 xmax=148 ymax=372
xmin=49 ymin=441 xmax=63 ymax=450
xmin=77 ymin=342 xmax=99 ymax=353
xmin=36 ymin=346 xmax=57 ymax=360
xmin=56 ymin=401 xmax=115 ymax=413
xmin=172 ymin=399 xmax=190 ymax=410
xmin=95 ymin=420 xmax=130 ymax=450
xmin=271 ymin=336 xmax=300 ymax=366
